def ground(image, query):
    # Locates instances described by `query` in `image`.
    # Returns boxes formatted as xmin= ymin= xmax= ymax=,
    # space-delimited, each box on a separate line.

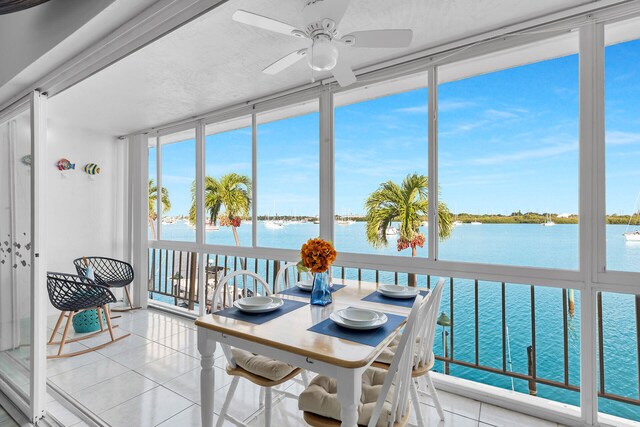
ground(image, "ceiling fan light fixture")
xmin=308 ymin=36 xmax=338 ymax=71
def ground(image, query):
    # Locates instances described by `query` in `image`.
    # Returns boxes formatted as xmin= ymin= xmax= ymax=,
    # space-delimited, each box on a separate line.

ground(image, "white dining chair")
xmin=274 ymin=261 xmax=313 ymax=292
xmin=298 ymin=290 xmax=429 ymax=427
xmin=373 ymin=278 xmax=447 ymax=425
xmin=211 ymin=269 xmax=306 ymax=427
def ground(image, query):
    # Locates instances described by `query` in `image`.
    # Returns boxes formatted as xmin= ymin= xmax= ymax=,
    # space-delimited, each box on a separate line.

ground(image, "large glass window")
xmin=159 ymin=128 xmax=196 ymax=242
xmin=438 ymin=36 xmax=579 ymax=269
xmin=257 ymin=100 xmax=319 ymax=249
xmin=204 ymin=116 xmax=253 ymax=247
xmin=334 ymin=74 xmax=429 ymax=263
xmin=605 ymin=19 xmax=640 ymax=272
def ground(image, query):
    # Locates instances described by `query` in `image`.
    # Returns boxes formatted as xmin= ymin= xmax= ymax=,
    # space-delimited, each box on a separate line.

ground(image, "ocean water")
xmin=153 ymin=221 xmax=639 ymax=420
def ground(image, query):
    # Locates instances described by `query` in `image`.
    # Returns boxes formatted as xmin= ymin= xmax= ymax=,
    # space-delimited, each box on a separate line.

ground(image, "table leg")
xmin=198 ymin=328 xmax=217 ymax=427
xmin=336 ymin=367 xmax=364 ymax=427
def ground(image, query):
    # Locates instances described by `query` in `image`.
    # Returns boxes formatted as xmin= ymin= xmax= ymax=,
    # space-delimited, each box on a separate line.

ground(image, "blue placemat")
xmin=308 ymin=312 xmax=406 ymax=347
xmin=278 ymin=284 xmax=346 ymax=298
xmin=361 ymin=289 xmax=429 ymax=308
xmin=213 ymin=299 xmax=308 ymax=325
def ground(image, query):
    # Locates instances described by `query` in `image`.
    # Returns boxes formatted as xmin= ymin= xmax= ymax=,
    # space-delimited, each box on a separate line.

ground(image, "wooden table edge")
xmin=194 ymin=317 xmax=407 ymax=369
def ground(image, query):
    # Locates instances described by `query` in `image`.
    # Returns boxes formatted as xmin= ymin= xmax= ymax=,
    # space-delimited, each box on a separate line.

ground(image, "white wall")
xmin=46 ymin=121 xmax=126 ymax=275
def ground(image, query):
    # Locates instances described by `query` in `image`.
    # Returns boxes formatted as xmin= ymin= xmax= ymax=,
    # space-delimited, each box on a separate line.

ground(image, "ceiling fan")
xmin=232 ymin=0 xmax=413 ymax=87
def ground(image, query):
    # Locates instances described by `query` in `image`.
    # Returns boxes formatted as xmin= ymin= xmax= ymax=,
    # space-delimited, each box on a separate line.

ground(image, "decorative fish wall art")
xmin=83 ymin=163 xmax=101 ymax=175
xmin=57 ymin=158 xmax=75 ymax=170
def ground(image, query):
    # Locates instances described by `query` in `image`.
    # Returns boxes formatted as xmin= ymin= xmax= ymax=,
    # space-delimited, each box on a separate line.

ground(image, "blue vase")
xmin=310 ymin=271 xmax=332 ymax=306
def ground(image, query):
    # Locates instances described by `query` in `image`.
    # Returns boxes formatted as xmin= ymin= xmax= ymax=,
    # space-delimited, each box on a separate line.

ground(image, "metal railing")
xmin=147 ymin=248 xmax=640 ymax=412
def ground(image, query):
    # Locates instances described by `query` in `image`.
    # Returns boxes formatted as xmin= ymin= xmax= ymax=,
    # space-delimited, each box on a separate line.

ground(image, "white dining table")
xmin=195 ymin=278 xmax=414 ymax=427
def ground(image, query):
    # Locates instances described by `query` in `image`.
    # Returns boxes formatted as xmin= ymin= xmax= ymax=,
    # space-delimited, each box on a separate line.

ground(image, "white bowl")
xmin=330 ymin=312 xmax=388 ymax=330
xmin=236 ymin=296 xmax=273 ymax=307
xmin=337 ymin=308 xmax=380 ymax=324
xmin=379 ymin=285 xmax=410 ymax=293
xmin=234 ymin=297 xmax=283 ymax=314
xmin=378 ymin=286 xmax=419 ymax=299
xmin=296 ymin=280 xmax=313 ymax=291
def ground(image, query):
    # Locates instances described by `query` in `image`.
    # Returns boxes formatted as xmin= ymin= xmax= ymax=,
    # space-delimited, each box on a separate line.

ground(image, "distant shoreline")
xmin=162 ymin=213 xmax=638 ymax=225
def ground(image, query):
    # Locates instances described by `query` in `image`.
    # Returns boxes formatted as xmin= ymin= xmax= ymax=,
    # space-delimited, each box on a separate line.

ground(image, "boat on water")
xmin=624 ymin=193 xmax=640 ymax=241
xmin=421 ymin=221 xmax=428 ymax=227
xmin=453 ymin=220 xmax=462 ymax=227
xmin=337 ymin=219 xmax=355 ymax=226
xmin=386 ymin=225 xmax=398 ymax=235
xmin=541 ymin=214 xmax=555 ymax=227
xmin=470 ymin=221 xmax=481 ymax=225
xmin=265 ymin=220 xmax=284 ymax=229
xmin=624 ymin=230 xmax=640 ymax=241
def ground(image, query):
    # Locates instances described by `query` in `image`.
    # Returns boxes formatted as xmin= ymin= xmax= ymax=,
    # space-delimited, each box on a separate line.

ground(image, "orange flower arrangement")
xmin=298 ymin=238 xmax=337 ymax=273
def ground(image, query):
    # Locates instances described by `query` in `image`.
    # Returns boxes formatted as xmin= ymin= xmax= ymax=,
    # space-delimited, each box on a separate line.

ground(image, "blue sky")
xmin=152 ymin=39 xmax=640 ymax=217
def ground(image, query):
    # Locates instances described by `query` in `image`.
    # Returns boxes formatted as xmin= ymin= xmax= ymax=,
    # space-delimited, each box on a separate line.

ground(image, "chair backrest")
xmin=47 ymin=272 xmax=116 ymax=312
xmin=211 ymin=270 xmax=272 ymax=368
xmin=72 ymin=256 xmax=134 ymax=285
xmin=274 ymin=261 xmax=313 ymax=292
xmin=414 ymin=277 xmax=446 ymax=370
xmin=210 ymin=269 xmax=271 ymax=311
xmin=368 ymin=291 xmax=431 ymax=427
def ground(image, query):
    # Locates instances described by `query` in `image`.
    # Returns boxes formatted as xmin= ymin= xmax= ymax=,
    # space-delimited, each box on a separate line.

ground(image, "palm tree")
xmin=365 ymin=173 xmax=453 ymax=285
xmin=189 ymin=176 xmax=222 ymax=226
xmin=149 ymin=179 xmax=171 ymax=240
xmin=189 ymin=173 xmax=251 ymax=247
xmin=217 ymin=173 xmax=252 ymax=246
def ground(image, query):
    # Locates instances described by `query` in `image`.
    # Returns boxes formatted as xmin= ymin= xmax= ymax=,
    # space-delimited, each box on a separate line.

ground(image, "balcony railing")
xmin=147 ymin=247 xmax=640 ymax=419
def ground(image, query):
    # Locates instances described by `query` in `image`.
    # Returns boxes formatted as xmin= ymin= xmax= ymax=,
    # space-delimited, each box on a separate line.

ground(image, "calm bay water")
xmin=154 ymin=221 xmax=639 ymax=420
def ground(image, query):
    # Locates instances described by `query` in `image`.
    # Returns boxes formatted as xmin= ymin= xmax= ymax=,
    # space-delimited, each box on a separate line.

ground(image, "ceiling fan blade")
xmin=233 ymin=10 xmax=302 ymax=37
xmin=263 ymin=49 xmax=308 ymax=75
xmin=331 ymin=60 xmax=357 ymax=87
xmin=344 ymin=29 xmax=413 ymax=48
xmin=303 ymin=0 xmax=351 ymax=27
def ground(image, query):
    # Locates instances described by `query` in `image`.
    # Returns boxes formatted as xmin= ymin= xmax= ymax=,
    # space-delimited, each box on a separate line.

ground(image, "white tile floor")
xmin=45 ymin=308 xmax=567 ymax=427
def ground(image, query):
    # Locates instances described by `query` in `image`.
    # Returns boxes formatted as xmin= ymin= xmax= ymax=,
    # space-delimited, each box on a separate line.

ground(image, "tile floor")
xmin=45 ymin=308 xmax=567 ymax=427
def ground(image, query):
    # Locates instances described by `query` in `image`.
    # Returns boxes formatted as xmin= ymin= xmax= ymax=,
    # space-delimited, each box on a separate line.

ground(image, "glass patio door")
xmin=0 ymin=92 xmax=46 ymax=423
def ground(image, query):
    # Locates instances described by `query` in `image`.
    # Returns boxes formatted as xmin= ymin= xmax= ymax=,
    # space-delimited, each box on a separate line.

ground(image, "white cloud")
xmin=606 ymin=131 xmax=640 ymax=145
xmin=470 ymin=141 xmax=577 ymax=166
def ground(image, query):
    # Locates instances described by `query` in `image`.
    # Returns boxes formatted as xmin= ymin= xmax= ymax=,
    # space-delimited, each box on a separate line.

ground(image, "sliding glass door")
xmin=0 ymin=93 xmax=46 ymax=423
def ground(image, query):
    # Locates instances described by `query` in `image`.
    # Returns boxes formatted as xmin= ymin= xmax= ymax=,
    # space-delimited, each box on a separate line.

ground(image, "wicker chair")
xmin=47 ymin=272 xmax=130 ymax=359
xmin=73 ymin=256 xmax=139 ymax=312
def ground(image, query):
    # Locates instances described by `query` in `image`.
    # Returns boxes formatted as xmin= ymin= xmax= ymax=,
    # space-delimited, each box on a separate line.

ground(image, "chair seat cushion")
xmin=230 ymin=348 xmax=297 ymax=382
xmin=375 ymin=335 xmax=433 ymax=368
xmin=298 ymin=367 xmax=401 ymax=427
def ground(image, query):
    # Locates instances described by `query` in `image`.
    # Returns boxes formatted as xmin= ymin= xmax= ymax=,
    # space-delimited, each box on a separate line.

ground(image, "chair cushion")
xmin=298 ymin=367 xmax=400 ymax=427
xmin=230 ymin=348 xmax=297 ymax=382
xmin=375 ymin=335 xmax=433 ymax=368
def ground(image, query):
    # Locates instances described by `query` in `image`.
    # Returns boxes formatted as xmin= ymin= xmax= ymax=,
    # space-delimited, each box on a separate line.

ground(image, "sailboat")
xmin=337 ymin=211 xmax=355 ymax=226
xmin=541 ymin=213 xmax=555 ymax=227
xmin=265 ymin=202 xmax=284 ymax=229
xmin=623 ymin=192 xmax=640 ymax=241
xmin=385 ymin=224 xmax=398 ymax=235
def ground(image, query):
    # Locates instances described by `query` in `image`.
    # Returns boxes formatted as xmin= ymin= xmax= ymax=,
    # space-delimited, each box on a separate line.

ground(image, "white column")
xmin=578 ymin=21 xmax=603 ymax=426
xmin=130 ymin=134 xmax=149 ymax=309
xmin=196 ymin=120 xmax=206 ymax=316
xmin=319 ymin=89 xmax=334 ymax=243
xmin=428 ymin=68 xmax=439 ymax=261
xmin=29 ymin=90 xmax=46 ymax=423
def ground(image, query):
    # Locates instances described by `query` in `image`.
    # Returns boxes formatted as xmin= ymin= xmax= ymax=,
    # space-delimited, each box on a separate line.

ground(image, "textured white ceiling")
xmin=49 ymin=0 xmax=593 ymax=136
